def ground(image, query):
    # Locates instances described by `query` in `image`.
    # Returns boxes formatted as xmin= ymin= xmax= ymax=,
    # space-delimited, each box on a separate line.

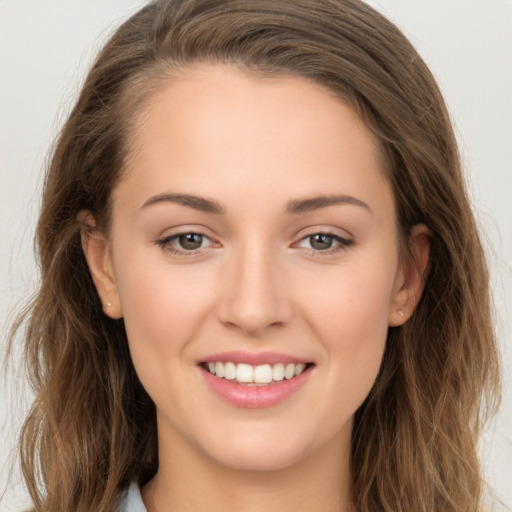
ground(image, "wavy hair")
xmin=11 ymin=0 xmax=500 ymax=510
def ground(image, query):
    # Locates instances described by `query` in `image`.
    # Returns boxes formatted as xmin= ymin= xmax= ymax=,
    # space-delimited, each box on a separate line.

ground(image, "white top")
xmin=117 ymin=482 xmax=147 ymax=512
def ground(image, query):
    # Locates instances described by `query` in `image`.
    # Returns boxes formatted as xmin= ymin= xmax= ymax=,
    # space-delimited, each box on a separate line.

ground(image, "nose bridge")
xmin=217 ymin=238 xmax=291 ymax=335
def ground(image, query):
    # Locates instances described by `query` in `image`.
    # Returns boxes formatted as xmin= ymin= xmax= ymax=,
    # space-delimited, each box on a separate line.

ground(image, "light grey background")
xmin=1 ymin=1 xmax=511 ymax=510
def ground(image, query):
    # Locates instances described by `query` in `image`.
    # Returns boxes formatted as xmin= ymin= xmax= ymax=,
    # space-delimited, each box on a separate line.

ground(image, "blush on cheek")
xmin=307 ymin=268 xmax=391 ymax=403
xmin=308 ymin=270 xmax=392 ymax=341
xmin=118 ymin=263 xmax=216 ymax=380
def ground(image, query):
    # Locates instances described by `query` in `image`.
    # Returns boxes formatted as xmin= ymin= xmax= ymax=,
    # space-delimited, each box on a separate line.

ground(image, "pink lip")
xmin=198 ymin=350 xmax=311 ymax=365
xmin=199 ymin=364 xmax=313 ymax=409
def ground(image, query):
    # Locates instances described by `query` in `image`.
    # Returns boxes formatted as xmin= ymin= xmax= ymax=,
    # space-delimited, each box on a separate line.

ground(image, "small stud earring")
xmin=105 ymin=302 xmax=112 ymax=308
xmin=397 ymin=309 xmax=404 ymax=317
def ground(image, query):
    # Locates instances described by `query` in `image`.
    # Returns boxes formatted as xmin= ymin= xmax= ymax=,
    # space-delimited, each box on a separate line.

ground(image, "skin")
xmin=82 ymin=65 xmax=430 ymax=512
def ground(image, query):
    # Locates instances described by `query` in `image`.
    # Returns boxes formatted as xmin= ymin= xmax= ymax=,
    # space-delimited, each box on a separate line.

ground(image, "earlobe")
xmin=389 ymin=224 xmax=431 ymax=327
xmin=78 ymin=211 xmax=123 ymax=319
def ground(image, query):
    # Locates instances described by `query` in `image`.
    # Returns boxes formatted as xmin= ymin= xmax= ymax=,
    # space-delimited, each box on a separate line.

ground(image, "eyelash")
xmin=156 ymin=231 xmax=354 ymax=256
xmin=156 ymin=232 xmax=215 ymax=256
xmin=294 ymin=232 xmax=354 ymax=255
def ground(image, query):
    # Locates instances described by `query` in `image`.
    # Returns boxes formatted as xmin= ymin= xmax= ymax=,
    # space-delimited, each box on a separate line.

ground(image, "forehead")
xmin=115 ymin=64 xmax=393 ymax=220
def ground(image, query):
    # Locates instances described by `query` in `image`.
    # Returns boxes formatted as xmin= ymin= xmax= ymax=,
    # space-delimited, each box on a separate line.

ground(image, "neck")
xmin=142 ymin=420 xmax=355 ymax=512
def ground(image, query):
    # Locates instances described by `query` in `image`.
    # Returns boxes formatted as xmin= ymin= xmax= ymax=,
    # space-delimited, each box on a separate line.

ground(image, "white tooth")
xmin=215 ymin=362 xmax=225 ymax=378
xmin=272 ymin=363 xmax=285 ymax=381
xmin=294 ymin=363 xmax=306 ymax=376
xmin=236 ymin=363 xmax=254 ymax=383
xmin=224 ymin=362 xmax=236 ymax=380
xmin=284 ymin=363 xmax=296 ymax=380
xmin=254 ymin=364 xmax=273 ymax=384
xmin=208 ymin=362 xmax=216 ymax=374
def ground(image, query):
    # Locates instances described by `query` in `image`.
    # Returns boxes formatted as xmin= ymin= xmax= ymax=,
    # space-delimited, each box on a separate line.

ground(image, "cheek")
xmin=301 ymin=259 xmax=396 ymax=402
xmin=112 ymin=252 xmax=216 ymax=382
xmin=305 ymin=259 xmax=395 ymax=339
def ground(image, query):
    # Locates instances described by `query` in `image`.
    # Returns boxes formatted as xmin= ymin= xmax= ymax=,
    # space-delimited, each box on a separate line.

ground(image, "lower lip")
xmin=200 ymin=366 xmax=312 ymax=409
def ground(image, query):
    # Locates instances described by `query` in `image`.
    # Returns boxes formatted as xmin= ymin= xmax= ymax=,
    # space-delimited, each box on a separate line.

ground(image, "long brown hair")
xmin=11 ymin=0 xmax=500 ymax=510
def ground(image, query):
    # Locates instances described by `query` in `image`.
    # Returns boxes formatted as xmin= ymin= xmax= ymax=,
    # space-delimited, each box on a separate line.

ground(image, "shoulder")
xmin=116 ymin=482 xmax=147 ymax=512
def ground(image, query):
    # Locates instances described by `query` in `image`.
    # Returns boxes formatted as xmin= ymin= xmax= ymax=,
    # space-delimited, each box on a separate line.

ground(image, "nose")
xmin=215 ymin=244 xmax=293 ymax=336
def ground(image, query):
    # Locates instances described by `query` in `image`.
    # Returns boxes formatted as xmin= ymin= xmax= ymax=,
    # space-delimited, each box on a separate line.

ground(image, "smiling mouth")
xmin=201 ymin=361 xmax=313 ymax=386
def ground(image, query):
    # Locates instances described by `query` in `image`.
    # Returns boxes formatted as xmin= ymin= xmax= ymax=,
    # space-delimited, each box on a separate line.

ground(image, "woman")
xmin=9 ymin=0 xmax=501 ymax=511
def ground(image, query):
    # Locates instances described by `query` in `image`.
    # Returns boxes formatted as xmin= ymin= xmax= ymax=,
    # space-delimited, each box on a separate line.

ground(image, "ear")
xmin=388 ymin=224 xmax=431 ymax=326
xmin=78 ymin=211 xmax=123 ymax=319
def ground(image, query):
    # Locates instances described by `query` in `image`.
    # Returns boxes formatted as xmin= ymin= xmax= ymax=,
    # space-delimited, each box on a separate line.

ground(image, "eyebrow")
xmin=140 ymin=193 xmax=225 ymax=214
xmin=286 ymin=195 xmax=372 ymax=215
xmin=139 ymin=192 xmax=372 ymax=215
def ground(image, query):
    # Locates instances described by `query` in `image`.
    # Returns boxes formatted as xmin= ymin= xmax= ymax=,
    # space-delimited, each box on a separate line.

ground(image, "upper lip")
xmin=198 ymin=351 xmax=312 ymax=366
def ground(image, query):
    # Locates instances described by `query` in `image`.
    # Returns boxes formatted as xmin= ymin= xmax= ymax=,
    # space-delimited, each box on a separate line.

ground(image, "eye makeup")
xmin=156 ymin=228 xmax=355 ymax=258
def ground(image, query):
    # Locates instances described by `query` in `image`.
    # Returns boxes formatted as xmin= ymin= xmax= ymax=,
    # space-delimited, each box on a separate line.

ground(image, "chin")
xmin=207 ymin=442 xmax=308 ymax=473
xmin=194 ymin=421 xmax=330 ymax=473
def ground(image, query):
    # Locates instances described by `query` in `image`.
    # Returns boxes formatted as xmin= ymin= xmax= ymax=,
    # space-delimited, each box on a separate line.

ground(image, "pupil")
xmin=310 ymin=234 xmax=332 ymax=250
xmin=179 ymin=233 xmax=203 ymax=250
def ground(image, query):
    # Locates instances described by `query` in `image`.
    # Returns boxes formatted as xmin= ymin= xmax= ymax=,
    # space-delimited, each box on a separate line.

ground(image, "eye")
xmin=176 ymin=233 xmax=205 ymax=250
xmin=157 ymin=232 xmax=214 ymax=254
xmin=307 ymin=233 xmax=336 ymax=250
xmin=295 ymin=232 xmax=353 ymax=253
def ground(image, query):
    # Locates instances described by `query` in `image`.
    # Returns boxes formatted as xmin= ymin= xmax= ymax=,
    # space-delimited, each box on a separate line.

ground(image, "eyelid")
xmin=292 ymin=229 xmax=354 ymax=255
xmin=156 ymin=227 xmax=221 ymax=256
xmin=155 ymin=226 xmax=354 ymax=257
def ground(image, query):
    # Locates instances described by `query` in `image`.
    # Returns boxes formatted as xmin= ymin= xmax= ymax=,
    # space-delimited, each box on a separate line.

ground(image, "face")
xmin=85 ymin=65 xmax=426 ymax=472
